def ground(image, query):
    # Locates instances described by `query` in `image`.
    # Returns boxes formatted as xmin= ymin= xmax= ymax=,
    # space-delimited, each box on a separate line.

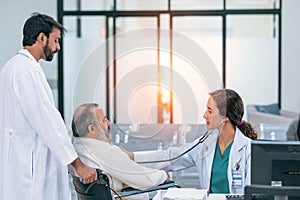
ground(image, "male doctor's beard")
xmin=43 ymin=40 xmax=57 ymax=61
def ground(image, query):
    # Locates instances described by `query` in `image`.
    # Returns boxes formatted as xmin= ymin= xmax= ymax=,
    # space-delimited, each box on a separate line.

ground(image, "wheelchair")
xmin=71 ymin=169 xmax=180 ymax=200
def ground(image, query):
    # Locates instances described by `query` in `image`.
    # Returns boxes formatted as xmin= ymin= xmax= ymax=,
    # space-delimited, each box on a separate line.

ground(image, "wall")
xmin=0 ymin=0 xmax=58 ymax=105
xmin=0 ymin=0 xmax=57 ymax=66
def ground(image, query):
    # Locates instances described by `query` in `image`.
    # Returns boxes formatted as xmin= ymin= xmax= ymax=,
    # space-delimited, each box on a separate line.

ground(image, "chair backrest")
xmin=71 ymin=169 xmax=113 ymax=200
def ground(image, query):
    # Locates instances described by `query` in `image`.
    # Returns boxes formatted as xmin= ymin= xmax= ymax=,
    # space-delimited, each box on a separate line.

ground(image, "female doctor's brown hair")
xmin=210 ymin=89 xmax=258 ymax=140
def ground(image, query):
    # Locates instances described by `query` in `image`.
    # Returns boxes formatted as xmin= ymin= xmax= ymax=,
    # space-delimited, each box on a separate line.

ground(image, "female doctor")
xmin=123 ymin=89 xmax=257 ymax=194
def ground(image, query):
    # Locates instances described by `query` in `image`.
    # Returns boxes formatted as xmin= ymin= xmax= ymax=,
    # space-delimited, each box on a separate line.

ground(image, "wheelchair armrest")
xmin=71 ymin=168 xmax=113 ymax=200
xmin=119 ymin=180 xmax=180 ymax=197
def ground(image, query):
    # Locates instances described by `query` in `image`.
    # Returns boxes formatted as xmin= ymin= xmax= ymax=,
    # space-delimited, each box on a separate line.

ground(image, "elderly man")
xmin=70 ymin=103 xmax=169 ymax=199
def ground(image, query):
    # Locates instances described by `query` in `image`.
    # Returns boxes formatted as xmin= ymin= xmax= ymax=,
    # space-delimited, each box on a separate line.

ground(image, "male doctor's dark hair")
xmin=22 ymin=12 xmax=66 ymax=46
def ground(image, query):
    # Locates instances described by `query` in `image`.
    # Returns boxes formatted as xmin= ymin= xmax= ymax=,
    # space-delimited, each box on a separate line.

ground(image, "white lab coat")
xmin=0 ymin=49 xmax=78 ymax=200
xmin=134 ymin=129 xmax=251 ymax=194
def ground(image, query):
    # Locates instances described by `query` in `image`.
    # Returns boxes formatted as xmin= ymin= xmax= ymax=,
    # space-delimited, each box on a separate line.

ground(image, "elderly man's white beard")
xmin=105 ymin=130 xmax=113 ymax=144
xmin=98 ymin=127 xmax=112 ymax=144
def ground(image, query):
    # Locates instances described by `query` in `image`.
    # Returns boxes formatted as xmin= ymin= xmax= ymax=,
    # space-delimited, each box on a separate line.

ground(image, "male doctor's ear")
xmin=37 ymin=32 xmax=46 ymax=43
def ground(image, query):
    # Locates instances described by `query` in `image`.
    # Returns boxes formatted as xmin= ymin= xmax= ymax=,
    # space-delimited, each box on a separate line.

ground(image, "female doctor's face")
xmin=203 ymin=96 xmax=225 ymax=130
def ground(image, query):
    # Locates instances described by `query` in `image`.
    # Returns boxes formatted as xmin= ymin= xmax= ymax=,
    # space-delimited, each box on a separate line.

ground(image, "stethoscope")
xmin=137 ymin=130 xmax=213 ymax=164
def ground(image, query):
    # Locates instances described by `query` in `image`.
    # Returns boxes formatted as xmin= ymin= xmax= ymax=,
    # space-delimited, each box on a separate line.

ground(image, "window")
xmin=59 ymin=0 xmax=281 ymax=128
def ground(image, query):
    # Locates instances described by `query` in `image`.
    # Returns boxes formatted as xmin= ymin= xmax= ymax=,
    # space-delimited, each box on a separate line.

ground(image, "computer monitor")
xmin=251 ymin=140 xmax=300 ymax=186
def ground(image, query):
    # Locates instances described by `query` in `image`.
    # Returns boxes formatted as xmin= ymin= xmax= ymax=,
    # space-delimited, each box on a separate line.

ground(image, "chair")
xmin=71 ymin=169 xmax=112 ymax=200
xmin=71 ymin=169 xmax=180 ymax=200
xmin=246 ymin=104 xmax=298 ymax=132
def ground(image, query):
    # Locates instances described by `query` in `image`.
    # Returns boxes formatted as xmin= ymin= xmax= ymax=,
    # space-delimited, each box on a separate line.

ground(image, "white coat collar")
xmin=202 ymin=128 xmax=249 ymax=156
xmin=202 ymin=129 xmax=218 ymax=182
xmin=18 ymin=48 xmax=39 ymax=63
xmin=229 ymin=128 xmax=250 ymax=169
xmin=232 ymin=129 xmax=249 ymax=156
xmin=203 ymin=129 xmax=218 ymax=157
xmin=202 ymin=128 xmax=251 ymax=186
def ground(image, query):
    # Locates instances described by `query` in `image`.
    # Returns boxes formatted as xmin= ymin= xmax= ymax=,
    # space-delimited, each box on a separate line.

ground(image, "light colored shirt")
xmin=71 ymin=137 xmax=168 ymax=199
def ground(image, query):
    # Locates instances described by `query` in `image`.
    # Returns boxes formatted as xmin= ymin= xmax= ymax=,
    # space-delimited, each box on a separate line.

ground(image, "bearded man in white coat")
xmin=0 ymin=13 xmax=97 ymax=200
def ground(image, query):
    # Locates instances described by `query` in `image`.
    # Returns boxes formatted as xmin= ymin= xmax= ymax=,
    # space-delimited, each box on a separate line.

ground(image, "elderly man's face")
xmin=95 ymin=107 xmax=112 ymax=143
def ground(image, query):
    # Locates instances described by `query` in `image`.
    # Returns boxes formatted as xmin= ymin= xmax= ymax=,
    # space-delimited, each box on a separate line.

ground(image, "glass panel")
xmin=81 ymin=17 xmax=107 ymax=37
xmin=226 ymin=15 xmax=279 ymax=124
xmin=64 ymin=16 xmax=107 ymax=38
xmin=115 ymin=17 xmax=157 ymax=34
xmin=63 ymin=16 xmax=107 ymax=129
xmin=115 ymin=18 xmax=158 ymax=124
xmin=172 ymin=16 xmax=223 ymax=124
xmin=64 ymin=0 xmax=114 ymax=11
xmin=227 ymin=15 xmax=275 ymax=38
xmin=63 ymin=0 xmax=77 ymax=11
xmin=227 ymin=0 xmax=279 ymax=9
xmin=171 ymin=0 xmax=223 ymax=10
xmin=116 ymin=0 xmax=168 ymax=11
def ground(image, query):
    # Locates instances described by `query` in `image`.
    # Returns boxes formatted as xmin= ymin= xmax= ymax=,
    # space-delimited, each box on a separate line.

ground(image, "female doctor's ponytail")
xmin=236 ymin=120 xmax=257 ymax=140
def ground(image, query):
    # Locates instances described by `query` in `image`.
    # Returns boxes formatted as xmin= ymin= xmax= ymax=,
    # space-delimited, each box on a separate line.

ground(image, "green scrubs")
xmin=210 ymin=141 xmax=233 ymax=193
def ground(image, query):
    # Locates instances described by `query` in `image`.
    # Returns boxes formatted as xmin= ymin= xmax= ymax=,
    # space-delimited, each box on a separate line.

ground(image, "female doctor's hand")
xmin=72 ymin=157 xmax=98 ymax=184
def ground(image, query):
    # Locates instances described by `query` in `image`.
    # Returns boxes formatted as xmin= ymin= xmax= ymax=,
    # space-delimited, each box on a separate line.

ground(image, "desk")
xmin=208 ymin=194 xmax=228 ymax=200
xmin=153 ymin=189 xmax=229 ymax=200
